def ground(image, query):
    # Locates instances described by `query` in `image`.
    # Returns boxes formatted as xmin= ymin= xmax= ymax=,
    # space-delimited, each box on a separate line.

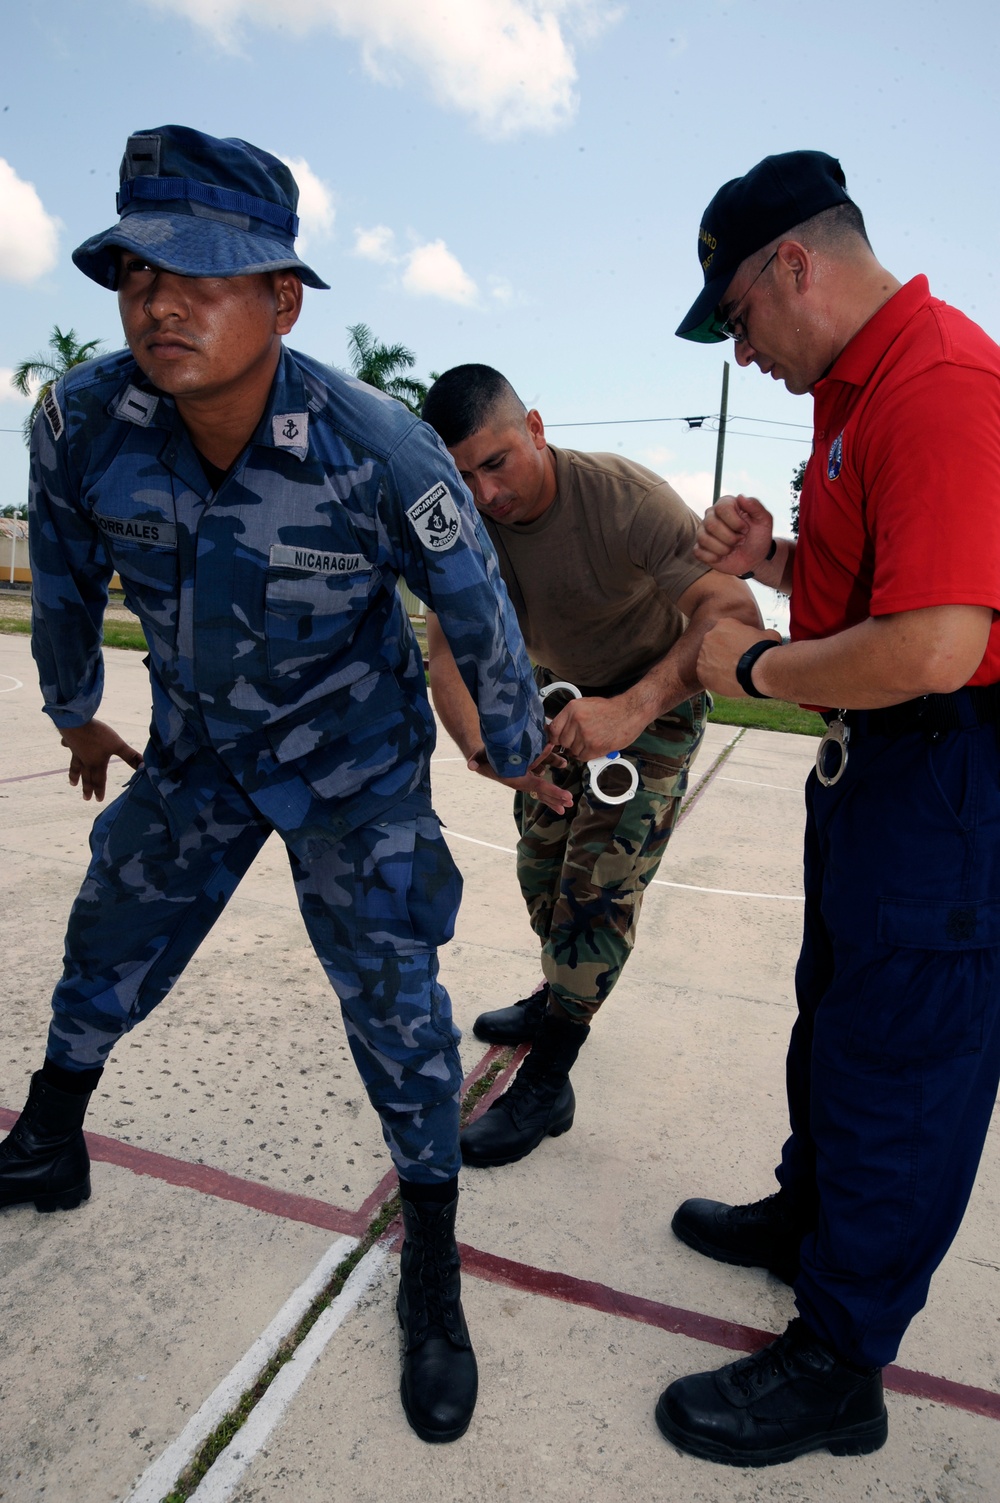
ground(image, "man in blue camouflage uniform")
xmin=0 ymin=125 xmax=547 ymax=1445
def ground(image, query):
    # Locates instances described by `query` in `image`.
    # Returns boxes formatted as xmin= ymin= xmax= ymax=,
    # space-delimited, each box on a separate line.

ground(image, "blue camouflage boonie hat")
xmin=72 ymin=124 xmax=330 ymax=290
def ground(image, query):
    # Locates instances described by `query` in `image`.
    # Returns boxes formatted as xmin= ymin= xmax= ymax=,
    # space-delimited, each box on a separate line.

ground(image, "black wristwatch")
xmin=735 ymin=639 xmax=781 ymax=699
xmin=739 ymin=537 xmax=778 ymax=581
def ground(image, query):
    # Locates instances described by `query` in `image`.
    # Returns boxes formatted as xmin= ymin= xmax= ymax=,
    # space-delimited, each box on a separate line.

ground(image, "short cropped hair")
xmin=780 ymin=200 xmax=872 ymax=255
xmin=422 ymin=364 xmax=525 ymax=447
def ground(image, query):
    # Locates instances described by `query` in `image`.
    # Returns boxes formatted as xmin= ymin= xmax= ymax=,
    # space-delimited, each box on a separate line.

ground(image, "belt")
xmin=538 ymin=670 xmax=647 ymax=698
xmin=821 ymin=684 xmax=1000 ymax=737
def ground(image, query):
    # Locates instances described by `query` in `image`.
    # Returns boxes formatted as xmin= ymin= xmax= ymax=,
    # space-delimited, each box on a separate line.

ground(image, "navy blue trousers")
xmin=776 ymin=719 xmax=1000 ymax=1366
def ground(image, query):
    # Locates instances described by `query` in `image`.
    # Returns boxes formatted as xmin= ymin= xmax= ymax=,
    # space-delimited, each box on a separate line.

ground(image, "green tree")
xmin=789 ymin=457 xmax=807 ymax=536
xmin=345 ymin=322 xmax=435 ymax=415
xmin=12 ymin=326 xmax=105 ymax=444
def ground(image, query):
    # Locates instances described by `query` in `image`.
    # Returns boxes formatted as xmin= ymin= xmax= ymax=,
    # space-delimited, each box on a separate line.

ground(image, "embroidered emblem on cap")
xmin=406 ymin=482 xmax=461 ymax=552
xmin=114 ymin=386 xmax=160 ymax=427
xmin=273 ymin=412 xmax=309 ymax=448
xmin=41 ymin=387 xmax=64 ymax=441
xmin=828 ymin=432 xmax=843 ymax=481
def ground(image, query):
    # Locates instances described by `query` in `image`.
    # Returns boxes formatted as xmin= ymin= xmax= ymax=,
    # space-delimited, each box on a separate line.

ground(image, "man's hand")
xmin=697 ymin=622 xmax=782 ymax=698
xmin=546 ymin=696 xmax=646 ymax=763
xmin=60 ymin=719 xmax=144 ymax=802
xmin=467 ymin=746 xmax=573 ymax=814
xmin=695 ymin=494 xmax=774 ymax=578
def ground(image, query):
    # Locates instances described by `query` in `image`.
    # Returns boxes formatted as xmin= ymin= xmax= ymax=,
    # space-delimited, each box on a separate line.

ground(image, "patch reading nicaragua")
xmin=42 ymin=387 xmax=64 ymax=441
xmin=827 ymin=432 xmax=844 ymax=481
xmin=273 ymin=412 xmax=309 ymax=448
xmin=406 ymin=481 xmax=461 ymax=552
xmin=114 ymin=386 xmax=159 ymax=427
xmin=269 ymin=544 xmax=367 ymax=575
xmin=94 ymin=513 xmax=177 ymax=548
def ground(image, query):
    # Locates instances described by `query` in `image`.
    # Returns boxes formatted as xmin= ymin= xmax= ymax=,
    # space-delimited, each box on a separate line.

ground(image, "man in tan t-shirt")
xmin=422 ymin=365 xmax=760 ymax=1167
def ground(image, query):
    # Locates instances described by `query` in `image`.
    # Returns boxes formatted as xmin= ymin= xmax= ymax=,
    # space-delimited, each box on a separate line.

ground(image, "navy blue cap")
xmin=72 ymin=124 xmax=329 ymax=290
xmin=676 ymin=150 xmax=852 ymax=343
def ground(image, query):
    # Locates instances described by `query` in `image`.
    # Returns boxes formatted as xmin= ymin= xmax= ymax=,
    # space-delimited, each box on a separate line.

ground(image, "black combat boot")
xmin=0 ymin=1071 xmax=93 ymax=1213
xmin=461 ymin=1012 xmax=589 ymax=1167
xmin=671 ymin=1191 xmax=805 ymax=1285
xmin=656 ymin=1317 xmax=888 ymax=1466
xmin=397 ymin=1191 xmax=478 ymax=1443
xmin=472 ymin=983 xmax=549 ymax=1045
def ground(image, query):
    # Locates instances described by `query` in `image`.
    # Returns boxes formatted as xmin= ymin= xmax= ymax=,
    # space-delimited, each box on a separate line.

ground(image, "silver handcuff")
xmin=539 ymin=681 xmax=640 ymax=806
xmin=816 ymin=710 xmax=850 ymax=787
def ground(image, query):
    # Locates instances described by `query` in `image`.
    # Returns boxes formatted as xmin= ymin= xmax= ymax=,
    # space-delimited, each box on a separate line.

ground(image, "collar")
xmin=819 ymin=275 xmax=933 ymax=390
xmin=108 ymin=346 xmax=314 ymax=462
xmin=255 ymin=345 xmax=313 ymax=462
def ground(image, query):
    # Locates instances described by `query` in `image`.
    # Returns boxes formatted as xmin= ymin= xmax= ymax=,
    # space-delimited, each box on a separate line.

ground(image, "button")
xmin=509 ymin=754 xmax=523 ymax=766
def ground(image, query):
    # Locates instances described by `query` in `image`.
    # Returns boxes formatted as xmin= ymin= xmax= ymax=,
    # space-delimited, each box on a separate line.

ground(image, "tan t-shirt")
xmin=483 ymin=446 xmax=707 ymax=689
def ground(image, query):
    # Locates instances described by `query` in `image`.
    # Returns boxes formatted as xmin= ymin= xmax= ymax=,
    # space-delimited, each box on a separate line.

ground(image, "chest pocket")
xmin=92 ymin=510 xmax=179 ymax=649
xmin=265 ymin=563 xmax=377 ymax=677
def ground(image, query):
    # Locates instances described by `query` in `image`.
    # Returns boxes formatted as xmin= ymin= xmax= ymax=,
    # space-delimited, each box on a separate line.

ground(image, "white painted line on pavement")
xmin=186 ymin=1246 xmax=388 ymax=1503
xmin=0 ymin=674 xmax=23 ymax=692
xmin=650 ymin=879 xmax=803 ymax=902
xmin=718 ymin=776 xmax=803 ymax=793
xmin=121 ymin=1233 xmax=357 ymax=1503
xmin=443 ymin=829 xmax=804 ymax=902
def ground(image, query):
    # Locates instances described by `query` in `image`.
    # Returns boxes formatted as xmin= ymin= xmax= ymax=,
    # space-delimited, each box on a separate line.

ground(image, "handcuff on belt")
xmin=736 ymin=638 xmax=850 ymax=787
xmin=539 ymin=681 xmax=640 ymax=805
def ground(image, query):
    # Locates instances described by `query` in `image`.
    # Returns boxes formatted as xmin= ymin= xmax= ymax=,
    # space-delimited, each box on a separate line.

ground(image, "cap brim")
xmin=71 ymin=212 xmax=330 ymax=290
xmin=675 ymin=265 xmax=738 ymax=344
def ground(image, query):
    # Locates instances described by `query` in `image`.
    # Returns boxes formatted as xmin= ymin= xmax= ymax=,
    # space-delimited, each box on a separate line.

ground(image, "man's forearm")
xmin=751 ymin=605 xmax=993 ymax=707
xmin=426 ymin=614 xmax=488 ymax=758
xmin=627 ymin=595 xmax=763 ymax=722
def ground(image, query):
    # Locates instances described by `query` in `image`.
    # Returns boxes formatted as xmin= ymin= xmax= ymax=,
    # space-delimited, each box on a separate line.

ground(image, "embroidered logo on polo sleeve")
xmin=41 ymin=387 xmax=64 ymax=440
xmin=406 ymin=482 xmax=461 ymax=552
xmin=827 ymin=432 xmax=844 ymax=480
xmin=273 ymin=412 xmax=309 ymax=447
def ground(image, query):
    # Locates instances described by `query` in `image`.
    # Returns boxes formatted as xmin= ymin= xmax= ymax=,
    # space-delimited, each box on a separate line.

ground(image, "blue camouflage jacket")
xmin=29 ymin=345 xmax=545 ymax=855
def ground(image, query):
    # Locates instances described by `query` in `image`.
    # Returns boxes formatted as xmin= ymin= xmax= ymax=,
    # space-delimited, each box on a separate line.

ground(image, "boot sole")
xmin=670 ymin=1215 xmax=798 ymax=1285
xmin=0 ymin=1177 xmax=91 ymax=1214
xmin=655 ymin=1395 xmax=888 ymax=1467
xmin=460 ymin=1114 xmax=574 ymax=1168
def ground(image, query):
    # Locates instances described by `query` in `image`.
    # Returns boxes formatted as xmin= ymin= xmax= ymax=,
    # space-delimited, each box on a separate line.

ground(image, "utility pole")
xmin=712 ymin=360 xmax=730 ymax=505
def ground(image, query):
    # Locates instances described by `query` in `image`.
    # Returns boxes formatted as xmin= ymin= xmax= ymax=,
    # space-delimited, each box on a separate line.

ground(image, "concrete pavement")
xmin=1 ymin=631 xmax=998 ymax=1503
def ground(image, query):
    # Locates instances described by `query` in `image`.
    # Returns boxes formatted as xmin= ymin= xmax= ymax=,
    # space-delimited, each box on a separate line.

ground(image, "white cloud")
xmin=0 ymin=368 xmax=29 ymax=403
xmin=279 ymin=156 xmax=335 ymax=252
xmin=355 ymin=224 xmax=481 ymax=305
xmin=353 ymin=225 xmax=397 ymax=263
xmin=144 ymin=0 xmax=621 ymax=136
xmin=401 ymin=239 xmax=478 ymax=305
xmin=660 ymin=469 xmax=716 ymax=517
xmin=0 ymin=159 xmax=61 ymax=284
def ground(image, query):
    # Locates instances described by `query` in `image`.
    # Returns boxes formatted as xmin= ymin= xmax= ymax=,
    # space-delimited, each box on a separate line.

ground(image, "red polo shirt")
xmin=791 ymin=275 xmax=1000 ymax=685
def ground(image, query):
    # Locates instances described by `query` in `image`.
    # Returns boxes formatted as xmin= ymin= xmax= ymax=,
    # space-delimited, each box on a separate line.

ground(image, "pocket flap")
xmin=878 ymin=898 xmax=1000 ymax=950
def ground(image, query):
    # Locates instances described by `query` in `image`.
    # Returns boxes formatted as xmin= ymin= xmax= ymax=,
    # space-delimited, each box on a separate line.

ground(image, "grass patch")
xmin=0 ymin=616 xmax=30 ymax=637
xmin=709 ymin=694 xmax=824 ymax=737
xmin=161 ymin=1191 xmax=401 ymax=1503
xmin=101 ymin=621 xmax=148 ymax=651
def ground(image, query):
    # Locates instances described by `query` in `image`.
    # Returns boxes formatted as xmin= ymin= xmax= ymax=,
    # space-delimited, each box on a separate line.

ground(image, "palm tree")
xmin=12 ymin=326 xmax=105 ymax=443
xmin=345 ymin=322 xmax=432 ymax=415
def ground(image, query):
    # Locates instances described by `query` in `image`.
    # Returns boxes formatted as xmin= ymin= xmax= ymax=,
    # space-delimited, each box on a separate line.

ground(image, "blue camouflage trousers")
xmin=46 ymin=764 xmax=465 ymax=1183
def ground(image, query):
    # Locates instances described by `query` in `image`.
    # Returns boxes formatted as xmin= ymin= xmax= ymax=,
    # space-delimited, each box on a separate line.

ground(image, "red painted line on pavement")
xmin=8 ymin=1097 xmax=998 ymax=1425
xmin=457 ymin=1244 xmax=1000 ymax=1424
xmin=0 ymin=768 xmax=67 ymax=785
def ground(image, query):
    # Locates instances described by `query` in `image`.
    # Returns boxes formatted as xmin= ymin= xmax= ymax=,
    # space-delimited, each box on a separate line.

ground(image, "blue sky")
xmin=2 ymin=0 xmax=997 ymax=631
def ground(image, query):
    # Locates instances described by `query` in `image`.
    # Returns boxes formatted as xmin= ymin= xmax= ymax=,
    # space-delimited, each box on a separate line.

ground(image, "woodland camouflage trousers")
xmin=512 ymin=690 xmax=708 ymax=1023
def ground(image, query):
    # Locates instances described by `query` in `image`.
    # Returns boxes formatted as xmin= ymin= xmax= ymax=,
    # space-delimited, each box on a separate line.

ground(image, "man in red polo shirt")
xmin=656 ymin=150 xmax=1000 ymax=1467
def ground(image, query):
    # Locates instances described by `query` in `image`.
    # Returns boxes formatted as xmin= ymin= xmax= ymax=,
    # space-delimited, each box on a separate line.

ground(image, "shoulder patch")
xmin=406 ymin=481 xmax=461 ymax=553
xmin=41 ymin=386 xmax=64 ymax=441
xmin=114 ymin=385 xmax=160 ymax=427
